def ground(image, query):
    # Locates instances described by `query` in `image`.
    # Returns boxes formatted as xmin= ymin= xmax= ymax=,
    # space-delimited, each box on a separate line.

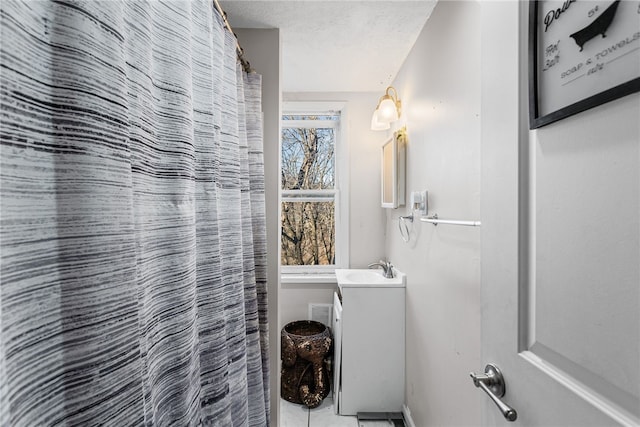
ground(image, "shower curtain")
xmin=0 ymin=1 xmax=269 ymax=425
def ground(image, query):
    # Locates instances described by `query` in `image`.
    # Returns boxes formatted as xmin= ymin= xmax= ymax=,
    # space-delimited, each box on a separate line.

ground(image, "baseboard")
xmin=402 ymin=404 xmax=416 ymax=427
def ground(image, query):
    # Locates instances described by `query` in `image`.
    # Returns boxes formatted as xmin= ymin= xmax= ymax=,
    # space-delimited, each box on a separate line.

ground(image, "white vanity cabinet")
xmin=333 ymin=270 xmax=405 ymax=416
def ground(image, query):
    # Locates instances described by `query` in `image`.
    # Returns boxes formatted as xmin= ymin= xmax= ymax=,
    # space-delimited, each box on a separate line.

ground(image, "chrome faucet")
xmin=367 ymin=260 xmax=394 ymax=278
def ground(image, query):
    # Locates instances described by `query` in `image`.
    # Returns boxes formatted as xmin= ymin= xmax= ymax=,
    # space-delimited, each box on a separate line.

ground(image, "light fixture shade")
xmin=371 ymin=109 xmax=390 ymax=131
xmin=378 ymin=97 xmax=399 ymax=123
xmin=371 ymin=86 xmax=401 ymax=131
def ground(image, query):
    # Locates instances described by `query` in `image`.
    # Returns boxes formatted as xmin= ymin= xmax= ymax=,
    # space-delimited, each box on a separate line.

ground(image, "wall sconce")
xmin=371 ymin=86 xmax=402 ymax=131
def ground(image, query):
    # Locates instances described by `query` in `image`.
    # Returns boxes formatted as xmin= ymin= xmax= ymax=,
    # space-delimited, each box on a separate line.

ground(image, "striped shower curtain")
xmin=0 ymin=1 xmax=269 ymax=425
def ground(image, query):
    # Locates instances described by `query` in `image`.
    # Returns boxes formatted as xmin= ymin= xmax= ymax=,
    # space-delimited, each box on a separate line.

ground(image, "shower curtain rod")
xmin=213 ymin=0 xmax=252 ymax=73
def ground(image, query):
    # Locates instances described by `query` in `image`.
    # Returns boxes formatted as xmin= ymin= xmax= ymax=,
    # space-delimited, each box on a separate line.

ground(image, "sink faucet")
xmin=367 ymin=260 xmax=394 ymax=278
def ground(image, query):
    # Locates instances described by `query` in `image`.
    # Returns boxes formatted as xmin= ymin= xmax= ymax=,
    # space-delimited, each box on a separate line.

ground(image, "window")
xmin=280 ymin=105 xmax=348 ymax=280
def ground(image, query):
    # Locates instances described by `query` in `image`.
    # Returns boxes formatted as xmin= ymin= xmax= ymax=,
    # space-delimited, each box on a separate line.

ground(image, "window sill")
xmin=280 ymin=273 xmax=337 ymax=285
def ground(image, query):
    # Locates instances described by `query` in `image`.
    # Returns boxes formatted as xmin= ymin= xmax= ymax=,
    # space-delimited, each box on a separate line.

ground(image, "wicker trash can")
xmin=281 ymin=320 xmax=332 ymax=409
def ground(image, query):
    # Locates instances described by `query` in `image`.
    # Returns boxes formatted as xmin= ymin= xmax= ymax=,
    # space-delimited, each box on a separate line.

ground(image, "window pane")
xmin=283 ymin=114 xmax=339 ymax=121
xmin=281 ymin=127 xmax=335 ymax=190
xmin=281 ymin=201 xmax=335 ymax=266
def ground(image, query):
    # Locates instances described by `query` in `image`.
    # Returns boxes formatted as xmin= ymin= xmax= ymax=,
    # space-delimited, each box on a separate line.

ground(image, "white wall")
xmin=233 ymin=28 xmax=281 ymax=427
xmin=279 ymin=92 xmax=387 ymax=328
xmin=385 ymin=2 xmax=482 ymax=425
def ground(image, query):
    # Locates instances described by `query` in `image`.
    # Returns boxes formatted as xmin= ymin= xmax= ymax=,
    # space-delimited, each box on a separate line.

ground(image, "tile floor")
xmin=280 ymin=398 xmax=399 ymax=427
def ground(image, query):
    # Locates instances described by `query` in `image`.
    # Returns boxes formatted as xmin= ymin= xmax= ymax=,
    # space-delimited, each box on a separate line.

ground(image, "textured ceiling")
xmin=219 ymin=1 xmax=437 ymax=92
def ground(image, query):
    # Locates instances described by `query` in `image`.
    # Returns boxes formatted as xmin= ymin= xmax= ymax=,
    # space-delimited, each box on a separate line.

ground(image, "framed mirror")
xmin=381 ymin=128 xmax=406 ymax=208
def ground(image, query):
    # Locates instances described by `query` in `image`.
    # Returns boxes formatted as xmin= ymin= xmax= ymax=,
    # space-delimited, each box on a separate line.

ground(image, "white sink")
xmin=335 ymin=268 xmax=406 ymax=288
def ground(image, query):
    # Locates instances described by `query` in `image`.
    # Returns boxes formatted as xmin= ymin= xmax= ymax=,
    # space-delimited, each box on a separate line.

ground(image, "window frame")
xmin=280 ymin=102 xmax=349 ymax=283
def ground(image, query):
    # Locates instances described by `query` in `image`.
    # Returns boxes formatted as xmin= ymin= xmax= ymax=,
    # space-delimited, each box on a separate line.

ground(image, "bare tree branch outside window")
xmin=281 ymin=115 xmax=337 ymax=266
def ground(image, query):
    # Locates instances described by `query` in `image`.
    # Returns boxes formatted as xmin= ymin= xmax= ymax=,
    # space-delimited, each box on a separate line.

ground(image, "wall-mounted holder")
xmin=398 ymin=213 xmax=413 ymax=243
xmin=410 ymin=190 xmax=428 ymax=216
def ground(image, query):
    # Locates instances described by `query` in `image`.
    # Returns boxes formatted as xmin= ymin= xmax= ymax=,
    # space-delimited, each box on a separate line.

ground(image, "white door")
xmin=479 ymin=1 xmax=639 ymax=426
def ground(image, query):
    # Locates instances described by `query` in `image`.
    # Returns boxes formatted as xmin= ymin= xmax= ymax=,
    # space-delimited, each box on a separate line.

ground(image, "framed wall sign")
xmin=529 ymin=0 xmax=640 ymax=129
